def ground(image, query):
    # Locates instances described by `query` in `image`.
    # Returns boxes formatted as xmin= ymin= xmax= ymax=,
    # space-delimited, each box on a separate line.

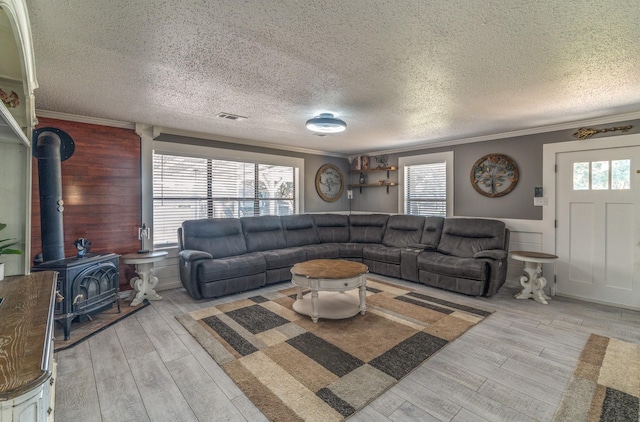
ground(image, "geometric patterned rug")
xmin=177 ymin=279 xmax=493 ymax=421
xmin=553 ymin=333 xmax=640 ymax=421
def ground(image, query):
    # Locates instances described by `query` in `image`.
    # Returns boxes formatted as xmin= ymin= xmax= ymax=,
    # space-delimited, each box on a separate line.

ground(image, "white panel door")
xmin=556 ymin=146 xmax=640 ymax=308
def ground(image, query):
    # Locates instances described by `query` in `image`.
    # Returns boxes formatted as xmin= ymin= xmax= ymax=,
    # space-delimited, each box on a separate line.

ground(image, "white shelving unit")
xmin=0 ymin=0 xmax=38 ymax=276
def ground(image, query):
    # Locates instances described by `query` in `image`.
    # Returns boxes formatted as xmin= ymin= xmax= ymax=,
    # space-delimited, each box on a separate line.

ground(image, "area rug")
xmin=177 ymin=279 xmax=492 ymax=421
xmin=553 ymin=333 xmax=640 ymax=421
xmin=54 ymin=299 xmax=149 ymax=352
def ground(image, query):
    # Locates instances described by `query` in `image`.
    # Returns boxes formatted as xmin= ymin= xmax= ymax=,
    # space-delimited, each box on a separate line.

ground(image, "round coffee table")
xmin=290 ymin=259 xmax=368 ymax=323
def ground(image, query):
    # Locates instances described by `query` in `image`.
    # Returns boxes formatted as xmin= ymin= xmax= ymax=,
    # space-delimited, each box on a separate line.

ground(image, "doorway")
xmin=555 ymin=146 xmax=640 ymax=308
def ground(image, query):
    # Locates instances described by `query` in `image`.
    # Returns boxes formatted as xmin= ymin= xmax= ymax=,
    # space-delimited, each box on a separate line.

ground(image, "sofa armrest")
xmin=473 ymin=249 xmax=509 ymax=297
xmin=179 ymin=249 xmax=213 ymax=262
xmin=178 ymin=249 xmax=213 ymax=299
xmin=473 ymin=249 xmax=507 ymax=260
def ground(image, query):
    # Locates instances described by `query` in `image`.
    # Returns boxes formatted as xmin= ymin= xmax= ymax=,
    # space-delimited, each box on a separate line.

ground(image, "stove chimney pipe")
xmin=33 ymin=128 xmax=75 ymax=262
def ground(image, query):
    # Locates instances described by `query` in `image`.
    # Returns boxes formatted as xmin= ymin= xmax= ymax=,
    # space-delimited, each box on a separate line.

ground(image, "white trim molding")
xmin=366 ymin=111 xmax=640 ymax=157
xmin=542 ymin=133 xmax=640 ymax=258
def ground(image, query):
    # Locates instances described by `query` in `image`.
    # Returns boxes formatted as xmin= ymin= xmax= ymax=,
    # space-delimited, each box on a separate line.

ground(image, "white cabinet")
xmin=0 ymin=0 xmax=38 ymax=276
xmin=0 ymin=273 xmax=57 ymax=422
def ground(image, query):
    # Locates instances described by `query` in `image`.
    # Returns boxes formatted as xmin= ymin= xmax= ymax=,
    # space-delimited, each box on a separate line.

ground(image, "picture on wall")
xmin=470 ymin=154 xmax=519 ymax=197
xmin=315 ymin=164 xmax=344 ymax=202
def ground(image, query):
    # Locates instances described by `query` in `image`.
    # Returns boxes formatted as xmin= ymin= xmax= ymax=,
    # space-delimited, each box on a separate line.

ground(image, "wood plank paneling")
xmin=31 ymin=117 xmax=141 ymax=290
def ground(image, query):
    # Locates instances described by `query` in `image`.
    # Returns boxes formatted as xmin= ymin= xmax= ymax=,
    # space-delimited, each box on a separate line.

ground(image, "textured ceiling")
xmin=25 ymin=0 xmax=640 ymax=155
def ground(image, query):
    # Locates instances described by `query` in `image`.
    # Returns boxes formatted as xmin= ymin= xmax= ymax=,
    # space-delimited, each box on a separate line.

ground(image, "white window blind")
xmin=153 ymin=152 xmax=297 ymax=247
xmin=404 ymin=161 xmax=447 ymax=216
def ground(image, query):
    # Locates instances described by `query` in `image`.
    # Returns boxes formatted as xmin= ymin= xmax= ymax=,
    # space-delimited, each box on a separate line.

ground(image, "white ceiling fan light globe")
xmin=306 ymin=113 xmax=347 ymax=133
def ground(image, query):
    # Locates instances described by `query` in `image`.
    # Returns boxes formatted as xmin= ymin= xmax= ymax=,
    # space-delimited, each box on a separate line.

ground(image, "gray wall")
xmin=159 ymin=118 xmax=640 ymax=219
xmin=354 ymin=118 xmax=640 ymax=219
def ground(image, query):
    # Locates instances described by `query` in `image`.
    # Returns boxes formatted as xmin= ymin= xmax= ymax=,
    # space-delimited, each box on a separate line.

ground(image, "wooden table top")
xmin=0 ymin=271 xmax=56 ymax=400
xmin=510 ymin=251 xmax=558 ymax=261
xmin=291 ymin=259 xmax=368 ymax=279
xmin=121 ymin=250 xmax=168 ymax=263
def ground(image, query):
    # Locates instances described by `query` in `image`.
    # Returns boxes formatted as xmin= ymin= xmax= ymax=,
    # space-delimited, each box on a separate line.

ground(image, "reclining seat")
xmin=282 ymin=214 xmax=339 ymax=261
xmin=241 ymin=216 xmax=305 ymax=285
xmin=417 ymin=218 xmax=509 ymax=296
xmin=178 ymin=218 xmax=266 ymax=299
xmin=363 ymin=215 xmax=425 ymax=278
xmin=340 ymin=214 xmax=389 ymax=261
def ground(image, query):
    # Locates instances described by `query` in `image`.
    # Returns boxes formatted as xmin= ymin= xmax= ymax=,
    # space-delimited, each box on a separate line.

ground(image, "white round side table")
xmin=510 ymin=251 xmax=558 ymax=305
xmin=122 ymin=251 xmax=168 ymax=306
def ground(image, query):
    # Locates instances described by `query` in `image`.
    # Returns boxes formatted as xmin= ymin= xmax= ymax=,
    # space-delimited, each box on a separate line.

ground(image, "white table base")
xmin=293 ymin=289 xmax=366 ymax=323
xmin=122 ymin=251 xmax=168 ymax=307
xmin=128 ymin=261 xmax=163 ymax=306
xmin=514 ymin=261 xmax=552 ymax=305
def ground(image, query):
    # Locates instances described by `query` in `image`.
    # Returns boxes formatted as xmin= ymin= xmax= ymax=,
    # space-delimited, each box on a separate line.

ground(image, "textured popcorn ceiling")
xmin=26 ymin=0 xmax=640 ymax=154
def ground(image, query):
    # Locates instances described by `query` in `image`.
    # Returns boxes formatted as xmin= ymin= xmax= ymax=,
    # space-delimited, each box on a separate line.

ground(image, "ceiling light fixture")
xmin=306 ymin=113 xmax=347 ymax=133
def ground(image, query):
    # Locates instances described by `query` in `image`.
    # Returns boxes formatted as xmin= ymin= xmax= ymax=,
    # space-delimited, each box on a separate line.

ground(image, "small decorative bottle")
xmin=359 ymin=172 xmax=366 ymax=184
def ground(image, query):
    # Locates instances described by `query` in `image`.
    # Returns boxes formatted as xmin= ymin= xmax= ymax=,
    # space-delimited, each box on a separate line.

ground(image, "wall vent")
xmin=216 ymin=112 xmax=247 ymax=121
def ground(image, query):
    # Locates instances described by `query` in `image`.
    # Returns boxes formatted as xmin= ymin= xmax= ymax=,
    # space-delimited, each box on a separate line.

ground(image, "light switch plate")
xmin=534 ymin=197 xmax=548 ymax=206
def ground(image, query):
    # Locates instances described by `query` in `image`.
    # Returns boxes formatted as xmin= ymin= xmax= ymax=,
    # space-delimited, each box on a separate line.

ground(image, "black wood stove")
xmin=32 ymin=253 xmax=120 ymax=340
xmin=31 ymin=128 xmax=120 ymax=340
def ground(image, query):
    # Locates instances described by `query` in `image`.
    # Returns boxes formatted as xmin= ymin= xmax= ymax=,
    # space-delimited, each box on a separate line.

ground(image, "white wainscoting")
xmin=153 ymin=217 xmax=548 ymax=294
xmin=499 ymin=218 xmax=550 ymax=292
xmin=154 ymin=247 xmax=182 ymax=292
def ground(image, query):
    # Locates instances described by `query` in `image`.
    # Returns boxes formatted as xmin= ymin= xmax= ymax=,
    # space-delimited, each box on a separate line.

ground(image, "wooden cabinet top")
xmin=0 ymin=271 xmax=56 ymax=400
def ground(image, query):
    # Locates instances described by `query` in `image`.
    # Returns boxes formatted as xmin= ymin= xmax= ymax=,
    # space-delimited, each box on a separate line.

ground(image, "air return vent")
xmin=216 ymin=112 xmax=247 ymax=121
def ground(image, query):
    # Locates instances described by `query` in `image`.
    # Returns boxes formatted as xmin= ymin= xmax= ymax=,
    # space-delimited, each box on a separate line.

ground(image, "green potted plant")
xmin=0 ymin=223 xmax=22 ymax=280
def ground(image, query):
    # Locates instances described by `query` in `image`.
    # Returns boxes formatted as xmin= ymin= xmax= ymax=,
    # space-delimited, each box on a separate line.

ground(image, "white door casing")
xmin=556 ymin=146 xmax=640 ymax=309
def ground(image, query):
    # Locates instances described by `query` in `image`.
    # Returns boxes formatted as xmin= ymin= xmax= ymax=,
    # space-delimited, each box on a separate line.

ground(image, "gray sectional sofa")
xmin=177 ymin=214 xmax=509 ymax=300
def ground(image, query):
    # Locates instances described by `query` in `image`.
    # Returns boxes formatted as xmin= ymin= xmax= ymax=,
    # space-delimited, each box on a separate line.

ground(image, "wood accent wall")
xmin=31 ymin=117 xmax=141 ymax=289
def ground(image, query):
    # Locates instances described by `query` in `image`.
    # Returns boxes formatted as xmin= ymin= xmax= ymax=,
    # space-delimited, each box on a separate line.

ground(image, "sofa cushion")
xmin=198 ymin=253 xmax=266 ymax=281
xmin=313 ymin=214 xmax=350 ymax=243
xmin=363 ymin=244 xmax=401 ymax=264
xmin=182 ymin=218 xmax=247 ymax=258
xmin=419 ymin=216 xmax=445 ymax=249
xmin=241 ymin=216 xmax=286 ymax=252
xmin=417 ymin=251 xmax=488 ymax=281
xmin=338 ymin=243 xmax=366 ymax=259
xmin=349 ymin=214 xmax=389 ymax=243
xmin=260 ymin=247 xmax=307 ymax=269
xmin=382 ymin=215 xmax=425 ymax=247
xmin=303 ymin=244 xmax=340 ymax=260
xmin=282 ymin=215 xmax=320 ymax=247
xmin=437 ymin=218 xmax=506 ymax=258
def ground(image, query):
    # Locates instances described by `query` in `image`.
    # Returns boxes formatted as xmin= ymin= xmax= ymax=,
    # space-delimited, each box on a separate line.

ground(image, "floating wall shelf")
xmin=348 ymin=167 xmax=398 ymax=193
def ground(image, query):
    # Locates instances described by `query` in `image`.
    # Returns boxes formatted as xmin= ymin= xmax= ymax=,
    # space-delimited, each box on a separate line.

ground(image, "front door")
xmin=556 ymin=146 xmax=640 ymax=308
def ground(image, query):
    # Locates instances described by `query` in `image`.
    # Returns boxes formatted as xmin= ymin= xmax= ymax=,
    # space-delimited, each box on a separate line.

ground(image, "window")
xmin=572 ymin=159 xmax=630 ymax=191
xmin=152 ymin=150 xmax=300 ymax=247
xmin=399 ymin=152 xmax=453 ymax=216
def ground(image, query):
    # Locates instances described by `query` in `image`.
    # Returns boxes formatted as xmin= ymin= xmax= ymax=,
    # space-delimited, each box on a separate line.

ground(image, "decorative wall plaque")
xmin=315 ymin=164 xmax=344 ymax=202
xmin=470 ymin=154 xmax=519 ymax=197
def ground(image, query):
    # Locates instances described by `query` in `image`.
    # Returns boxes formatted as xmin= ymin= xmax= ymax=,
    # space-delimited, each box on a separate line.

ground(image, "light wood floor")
xmin=54 ymin=277 xmax=640 ymax=422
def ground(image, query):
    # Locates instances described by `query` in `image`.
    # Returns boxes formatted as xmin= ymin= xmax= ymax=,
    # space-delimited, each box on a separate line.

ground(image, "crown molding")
xmin=34 ymin=111 xmax=345 ymax=157
xmin=156 ymin=126 xmax=346 ymax=158
xmin=366 ymin=110 xmax=640 ymax=156
xmin=35 ymin=109 xmax=135 ymax=129
xmin=36 ymin=109 xmax=640 ymax=158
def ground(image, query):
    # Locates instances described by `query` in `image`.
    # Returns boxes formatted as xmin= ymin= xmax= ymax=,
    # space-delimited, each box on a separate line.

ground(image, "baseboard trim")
xmin=554 ymin=292 xmax=640 ymax=312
